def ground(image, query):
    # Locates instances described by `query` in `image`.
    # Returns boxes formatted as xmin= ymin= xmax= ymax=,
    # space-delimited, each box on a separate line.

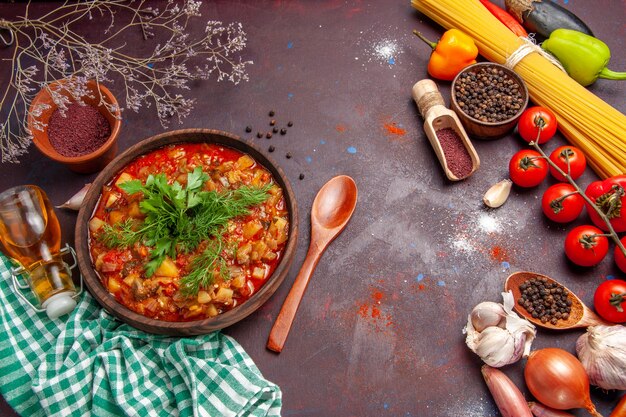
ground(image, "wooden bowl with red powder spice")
xmin=28 ymin=79 xmax=121 ymax=174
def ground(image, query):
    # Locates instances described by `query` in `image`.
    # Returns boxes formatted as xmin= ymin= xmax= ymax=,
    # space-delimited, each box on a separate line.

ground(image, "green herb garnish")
xmin=100 ymin=166 xmax=270 ymax=293
xmin=178 ymin=237 xmax=228 ymax=296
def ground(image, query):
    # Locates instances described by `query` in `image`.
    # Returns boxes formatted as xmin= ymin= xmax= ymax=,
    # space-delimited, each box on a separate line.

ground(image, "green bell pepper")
xmin=542 ymin=28 xmax=626 ymax=86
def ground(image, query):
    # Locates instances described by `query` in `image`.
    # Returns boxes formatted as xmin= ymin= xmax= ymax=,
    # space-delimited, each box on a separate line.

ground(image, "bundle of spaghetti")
xmin=411 ymin=0 xmax=626 ymax=179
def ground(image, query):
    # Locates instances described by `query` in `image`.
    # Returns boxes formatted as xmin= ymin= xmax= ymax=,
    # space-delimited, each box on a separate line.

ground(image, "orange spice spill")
xmin=490 ymin=245 xmax=509 ymax=262
xmin=356 ymin=287 xmax=393 ymax=329
xmin=383 ymin=122 xmax=406 ymax=136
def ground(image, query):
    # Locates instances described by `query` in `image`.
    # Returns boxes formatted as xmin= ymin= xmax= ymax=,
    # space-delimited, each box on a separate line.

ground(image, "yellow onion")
xmin=524 ymin=348 xmax=603 ymax=417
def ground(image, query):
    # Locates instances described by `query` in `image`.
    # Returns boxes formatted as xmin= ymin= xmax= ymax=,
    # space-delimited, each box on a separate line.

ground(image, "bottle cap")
xmin=42 ymin=292 xmax=77 ymax=320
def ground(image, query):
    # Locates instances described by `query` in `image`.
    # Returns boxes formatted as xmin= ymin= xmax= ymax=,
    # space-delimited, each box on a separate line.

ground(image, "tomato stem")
xmin=610 ymin=292 xmax=626 ymax=312
xmin=579 ymin=234 xmax=601 ymax=249
xmin=530 ymin=134 xmax=626 ymax=258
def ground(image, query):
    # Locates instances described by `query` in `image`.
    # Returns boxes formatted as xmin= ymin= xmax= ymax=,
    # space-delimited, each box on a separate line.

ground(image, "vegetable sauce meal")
xmin=88 ymin=143 xmax=289 ymax=321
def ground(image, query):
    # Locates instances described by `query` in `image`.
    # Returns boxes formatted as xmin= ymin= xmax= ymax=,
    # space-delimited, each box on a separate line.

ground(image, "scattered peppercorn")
xmin=273 ymin=127 xmax=279 ymax=134
xmin=286 ymin=152 xmax=292 ymax=159
xmin=256 ymin=132 xmax=263 ymax=138
xmin=299 ymin=173 xmax=305 ymax=180
xmin=245 ymin=126 xmax=252 ymax=133
xmin=269 ymin=110 xmax=275 ymax=117
xmin=266 ymin=132 xmax=272 ymax=139
xmin=518 ymin=277 xmax=572 ymax=325
xmin=268 ymin=145 xmax=275 ymax=152
xmin=280 ymin=128 xmax=287 ymax=135
xmin=454 ymin=67 xmax=524 ymax=123
xmin=287 ymin=121 xmax=293 ymax=127
xmin=270 ymin=119 xmax=276 ymax=126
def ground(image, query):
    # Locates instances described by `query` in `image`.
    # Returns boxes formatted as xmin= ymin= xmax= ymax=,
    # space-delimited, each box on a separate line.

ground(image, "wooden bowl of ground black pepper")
xmin=28 ymin=78 xmax=121 ymax=174
xmin=451 ymin=63 xmax=528 ymax=140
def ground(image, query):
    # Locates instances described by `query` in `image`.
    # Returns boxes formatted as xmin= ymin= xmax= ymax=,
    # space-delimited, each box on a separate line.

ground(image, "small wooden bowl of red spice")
xmin=451 ymin=62 xmax=528 ymax=140
xmin=28 ymin=78 xmax=121 ymax=174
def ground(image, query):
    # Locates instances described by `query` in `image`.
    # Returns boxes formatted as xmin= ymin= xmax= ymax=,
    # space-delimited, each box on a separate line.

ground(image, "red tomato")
xmin=593 ymin=279 xmax=626 ymax=323
xmin=585 ymin=175 xmax=626 ymax=233
xmin=564 ymin=225 xmax=609 ymax=267
xmin=549 ymin=146 xmax=587 ymax=181
xmin=517 ymin=106 xmax=558 ymax=144
xmin=509 ymin=149 xmax=548 ymax=188
xmin=541 ymin=184 xmax=584 ymax=223
xmin=615 ymin=236 xmax=626 ymax=273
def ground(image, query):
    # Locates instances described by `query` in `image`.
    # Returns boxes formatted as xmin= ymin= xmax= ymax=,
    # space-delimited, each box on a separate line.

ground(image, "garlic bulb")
xmin=576 ymin=325 xmax=626 ymax=390
xmin=465 ymin=291 xmax=536 ymax=367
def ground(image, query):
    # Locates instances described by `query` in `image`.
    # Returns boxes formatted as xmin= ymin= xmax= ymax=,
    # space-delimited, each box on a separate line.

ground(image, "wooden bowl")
xmin=450 ymin=63 xmax=528 ymax=140
xmin=28 ymin=78 xmax=121 ymax=174
xmin=75 ymin=129 xmax=299 ymax=335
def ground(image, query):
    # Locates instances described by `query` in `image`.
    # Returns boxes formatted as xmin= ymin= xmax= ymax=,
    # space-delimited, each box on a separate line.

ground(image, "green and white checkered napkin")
xmin=0 ymin=254 xmax=281 ymax=417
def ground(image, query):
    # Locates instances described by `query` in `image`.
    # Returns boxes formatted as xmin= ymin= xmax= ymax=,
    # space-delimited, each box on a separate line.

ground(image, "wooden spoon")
xmin=505 ymin=271 xmax=612 ymax=330
xmin=267 ymin=175 xmax=358 ymax=353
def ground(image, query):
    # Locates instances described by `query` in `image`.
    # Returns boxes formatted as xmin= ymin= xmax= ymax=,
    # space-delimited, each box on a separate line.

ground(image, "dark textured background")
xmin=1 ymin=1 xmax=625 ymax=416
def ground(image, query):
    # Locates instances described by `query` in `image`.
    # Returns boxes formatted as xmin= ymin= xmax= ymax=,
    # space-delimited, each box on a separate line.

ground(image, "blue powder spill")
xmin=502 ymin=261 xmax=510 ymax=270
xmin=416 ymin=274 xmax=424 ymax=282
xmin=448 ymin=202 xmax=454 ymax=209
xmin=437 ymin=280 xmax=445 ymax=287
xmin=305 ymin=156 xmax=312 ymax=163
xmin=384 ymin=403 xmax=389 ymax=410
xmin=287 ymin=41 xmax=293 ymax=49
xmin=147 ymin=62 xmax=154 ymax=68
xmin=287 ymin=93 xmax=294 ymax=99
xmin=320 ymin=139 xmax=326 ymax=145
xmin=347 ymin=146 xmax=357 ymax=154
xmin=388 ymin=57 xmax=395 ymax=65
xmin=607 ymin=275 xmax=615 ymax=280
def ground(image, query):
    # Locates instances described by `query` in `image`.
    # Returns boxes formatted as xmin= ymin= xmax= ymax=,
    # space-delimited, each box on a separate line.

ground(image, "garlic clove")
xmin=475 ymin=326 xmax=517 ymax=367
xmin=502 ymin=291 xmax=536 ymax=358
xmin=56 ymin=183 xmax=91 ymax=211
xmin=483 ymin=179 xmax=513 ymax=208
xmin=470 ymin=301 xmax=507 ymax=331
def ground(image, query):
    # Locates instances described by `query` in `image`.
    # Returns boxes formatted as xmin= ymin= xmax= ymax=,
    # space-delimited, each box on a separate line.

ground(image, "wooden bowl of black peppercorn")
xmin=450 ymin=62 xmax=529 ymax=140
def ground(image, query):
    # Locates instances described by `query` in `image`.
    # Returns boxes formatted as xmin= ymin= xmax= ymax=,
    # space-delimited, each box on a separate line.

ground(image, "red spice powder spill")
xmin=436 ymin=127 xmax=473 ymax=179
xmin=335 ymin=124 xmax=347 ymax=133
xmin=383 ymin=122 xmax=406 ymax=136
xmin=358 ymin=303 xmax=369 ymax=318
xmin=48 ymin=103 xmax=111 ymax=157
xmin=490 ymin=245 xmax=509 ymax=262
xmin=357 ymin=287 xmax=393 ymax=328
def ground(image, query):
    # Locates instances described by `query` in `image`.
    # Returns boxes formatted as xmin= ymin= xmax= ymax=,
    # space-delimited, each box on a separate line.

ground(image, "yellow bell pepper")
xmin=414 ymin=29 xmax=478 ymax=81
